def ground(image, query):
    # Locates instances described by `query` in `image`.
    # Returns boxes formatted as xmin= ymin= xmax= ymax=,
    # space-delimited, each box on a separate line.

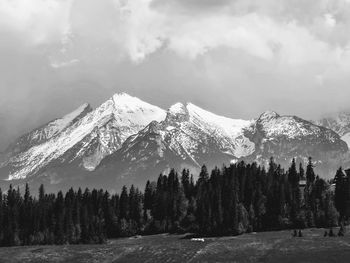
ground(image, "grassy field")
xmin=1 ymin=228 xmax=350 ymax=262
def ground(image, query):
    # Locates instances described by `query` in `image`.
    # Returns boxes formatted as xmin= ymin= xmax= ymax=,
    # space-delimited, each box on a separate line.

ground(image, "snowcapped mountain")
xmin=4 ymin=103 xmax=92 ymax=157
xmin=0 ymin=93 xmax=166 ymax=181
xmin=97 ymin=107 xmax=348 ymax=189
xmin=97 ymin=102 xmax=255 ymax=181
xmin=315 ymin=112 xmax=350 ymax=148
xmin=157 ymin=102 xmax=255 ymax=164
xmin=0 ymin=93 xmax=349 ymax=192
xmin=243 ymin=111 xmax=349 ymax=175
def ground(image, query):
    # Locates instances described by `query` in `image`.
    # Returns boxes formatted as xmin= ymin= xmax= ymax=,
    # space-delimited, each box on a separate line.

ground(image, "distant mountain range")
xmin=0 ymin=93 xmax=349 ymax=192
xmin=315 ymin=112 xmax=350 ymax=149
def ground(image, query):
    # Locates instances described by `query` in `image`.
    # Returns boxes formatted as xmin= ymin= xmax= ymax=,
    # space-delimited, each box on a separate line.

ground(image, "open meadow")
xmin=1 ymin=228 xmax=350 ymax=263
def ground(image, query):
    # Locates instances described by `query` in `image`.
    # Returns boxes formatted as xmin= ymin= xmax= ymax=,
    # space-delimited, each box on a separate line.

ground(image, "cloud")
xmin=2 ymin=0 xmax=350 ymax=149
xmin=0 ymin=0 xmax=73 ymax=45
xmin=2 ymin=0 xmax=348 ymax=67
xmin=58 ymin=0 xmax=350 ymax=67
xmin=324 ymin=13 xmax=336 ymax=27
xmin=50 ymin=58 xmax=79 ymax=68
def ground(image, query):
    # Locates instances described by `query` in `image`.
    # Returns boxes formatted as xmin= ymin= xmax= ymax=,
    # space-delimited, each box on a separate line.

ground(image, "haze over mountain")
xmin=0 ymin=93 xmax=348 ymax=192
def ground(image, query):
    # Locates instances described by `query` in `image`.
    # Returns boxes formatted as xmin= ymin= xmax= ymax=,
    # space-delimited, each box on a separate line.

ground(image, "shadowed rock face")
xmin=0 ymin=94 xmax=349 ymax=192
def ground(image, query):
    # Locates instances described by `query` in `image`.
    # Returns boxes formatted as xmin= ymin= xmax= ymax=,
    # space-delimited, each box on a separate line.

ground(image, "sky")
xmin=1 ymin=0 xmax=350 ymax=150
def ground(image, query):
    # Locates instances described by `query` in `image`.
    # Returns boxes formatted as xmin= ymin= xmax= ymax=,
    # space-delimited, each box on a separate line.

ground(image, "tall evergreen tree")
xmin=306 ymin=157 xmax=316 ymax=185
xmin=119 ymin=186 xmax=129 ymax=220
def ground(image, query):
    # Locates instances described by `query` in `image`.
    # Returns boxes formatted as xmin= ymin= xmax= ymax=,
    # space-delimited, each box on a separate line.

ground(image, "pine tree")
xmin=119 ymin=186 xmax=129 ymax=220
xmin=334 ymin=167 xmax=346 ymax=218
xmin=143 ymin=181 xmax=155 ymax=221
xmin=299 ymin=162 xmax=305 ymax=179
xmin=198 ymin=165 xmax=209 ymax=184
xmin=181 ymin=169 xmax=191 ymax=199
xmin=306 ymin=157 xmax=316 ymax=185
xmin=288 ymin=159 xmax=300 ymax=226
xmin=196 ymin=166 xmax=211 ymax=233
xmin=325 ymin=192 xmax=339 ymax=227
xmin=0 ymin=188 xmax=3 ymax=245
xmin=54 ymin=191 xmax=65 ymax=244
xmin=304 ymin=157 xmax=316 ymax=227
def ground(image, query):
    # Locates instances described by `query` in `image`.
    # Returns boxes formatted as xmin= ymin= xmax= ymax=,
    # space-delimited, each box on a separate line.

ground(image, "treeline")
xmin=0 ymin=157 xmax=348 ymax=246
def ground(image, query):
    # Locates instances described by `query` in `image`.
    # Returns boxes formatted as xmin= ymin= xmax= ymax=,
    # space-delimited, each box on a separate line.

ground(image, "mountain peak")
xmin=112 ymin=92 xmax=141 ymax=107
xmin=166 ymin=102 xmax=189 ymax=123
xmin=259 ymin=110 xmax=280 ymax=121
xmin=147 ymin=120 xmax=161 ymax=133
xmin=112 ymin=92 xmax=132 ymax=98
xmin=169 ymin=102 xmax=187 ymax=115
xmin=111 ymin=93 xmax=166 ymax=116
xmin=2 ymin=92 xmax=350 ymax=187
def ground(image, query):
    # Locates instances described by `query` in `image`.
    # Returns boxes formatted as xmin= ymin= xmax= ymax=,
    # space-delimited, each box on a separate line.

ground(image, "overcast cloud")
xmin=1 ymin=0 xmax=350 ymax=150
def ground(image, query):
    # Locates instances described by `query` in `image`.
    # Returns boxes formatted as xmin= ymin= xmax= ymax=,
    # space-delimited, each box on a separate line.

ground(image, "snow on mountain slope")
xmin=4 ymin=103 xmax=92 ymax=156
xmin=96 ymin=108 xmax=350 ymax=182
xmin=256 ymin=111 xmax=336 ymax=140
xmin=3 ymin=93 xmax=350 ymax=188
xmin=96 ymin=104 xmax=256 ymax=188
xmin=4 ymin=93 xmax=166 ymax=180
xmin=243 ymin=110 xmax=349 ymax=177
xmin=48 ymin=103 xmax=92 ymax=138
xmin=161 ymin=102 xmax=255 ymax=163
xmin=100 ymin=102 xmax=255 ymax=174
xmin=185 ymin=103 xmax=255 ymax=158
xmin=186 ymin=103 xmax=250 ymax=138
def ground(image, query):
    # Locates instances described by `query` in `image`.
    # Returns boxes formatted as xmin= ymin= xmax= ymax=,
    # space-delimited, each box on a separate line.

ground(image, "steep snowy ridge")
xmin=96 ymin=102 xmax=256 ymax=186
xmin=3 ymin=93 xmax=166 ymax=180
xmin=98 ymin=106 xmax=349 ymax=190
xmin=108 ymin=102 xmax=256 ymax=172
xmin=185 ymin=103 xmax=255 ymax=158
xmin=1 ymin=93 xmax=349 ymax=190
xmin=4 ymin=103 xmax=92 ymax=156
xmin=258 ymin=111 xmax=339 ymax=141
xmin=187 ymin=103 xmax=251 ymax=138
xmin=49 ymin=103 xmax=92 ymax=137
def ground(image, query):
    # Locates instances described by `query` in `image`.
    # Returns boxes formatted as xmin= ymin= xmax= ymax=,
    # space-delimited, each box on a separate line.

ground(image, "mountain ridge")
xmin=0 ymin=92 xmax=349 ymax=191
xmin=315 ymin=112 xmax=350 ymax=148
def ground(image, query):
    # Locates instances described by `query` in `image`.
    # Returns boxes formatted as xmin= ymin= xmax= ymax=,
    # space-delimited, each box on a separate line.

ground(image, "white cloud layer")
xmin=2 ymin=0 xmax=350 ymax=66
xmin=0 ymin=0 xmax=73 ymax=45
xmin=1 ymin=0 xmax=350 ymax=148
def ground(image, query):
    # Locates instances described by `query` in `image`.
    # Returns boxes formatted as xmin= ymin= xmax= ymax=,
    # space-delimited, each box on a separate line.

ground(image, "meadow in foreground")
xmin=1 ymin=228 xmax=350 ymax=263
